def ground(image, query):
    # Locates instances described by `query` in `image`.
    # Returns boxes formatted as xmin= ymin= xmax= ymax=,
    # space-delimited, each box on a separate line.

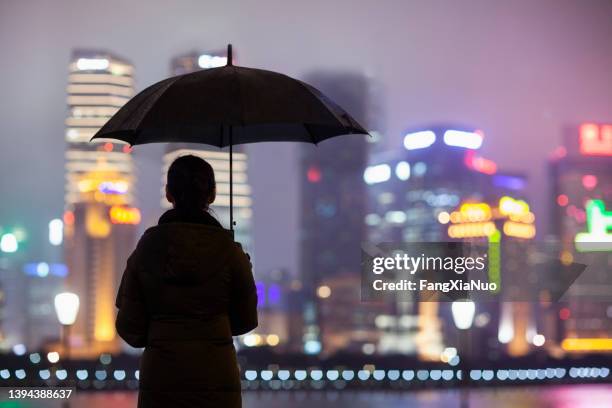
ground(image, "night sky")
xmin=1 ymin=0 xmax=611 ymax=275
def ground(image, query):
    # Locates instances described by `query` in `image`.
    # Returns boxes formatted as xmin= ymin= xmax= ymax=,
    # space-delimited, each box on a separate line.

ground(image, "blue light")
xmin=443 ymin=130 xmax=483 ymax=149
xmin=402 ymin=370 xmax=414 ymax=381
xmin=310 ymin=370 xmax=323 ymax=381
xmin=304 ymin=340 xmax=321 ymax=355
xmin=56 ymin=369 xmax=68 ymax=380
xmin=98 ymin=181 xmax=128 ymax=195
xmin=277 ymin=370 xmax=290 ymax=381
xmin=413 ymin=162 xmax=427 ymax=177
xmin=294 ymin=370 xmax=307 ymax=381
xmin=493 ymin=175 xmax=526 ymax=191
xmin=268 ymin=284 xmax=281 ymax=305
xmin=404 ymin=130 xmax=436 ymax=150
xmin=76 ymin=370 xmax=88 ymax=380
xmin=245 ymin=370 xmax=257 ymax=381
xmin=261 ymin=370 xmax=273 ymax=381
xmin=341 ymin=370 xmax=354 ymax=381
xmin=24 ymin=262 xmax=68 ymax=277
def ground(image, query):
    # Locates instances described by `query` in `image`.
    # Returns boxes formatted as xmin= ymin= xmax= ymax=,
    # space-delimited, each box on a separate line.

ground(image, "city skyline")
xmin=2 ymin=0 xmax=612 ymax=278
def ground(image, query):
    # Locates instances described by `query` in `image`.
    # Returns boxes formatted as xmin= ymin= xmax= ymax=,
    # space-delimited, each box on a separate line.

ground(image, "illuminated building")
xmin=444 ymin=197 xmax=537 ymax=357
xmin=64 ymin=50 xmax=138 ymax=357
xmin=238 ymin=269 xmax=293 ymax=351
xmin=22 ymin=263 xmax=67 ymax=350
xmin=365 ymin=124 xmax=529 ymax=359
xmin=316 ymin=273 xmax=390 ymax=356
xmin=549 ymin=123 xmax=612 ymax=352
xmin=299 ymin=71 xmax=378 ymax=355
xmin=161 ymin=50 xmax=253 ymax=249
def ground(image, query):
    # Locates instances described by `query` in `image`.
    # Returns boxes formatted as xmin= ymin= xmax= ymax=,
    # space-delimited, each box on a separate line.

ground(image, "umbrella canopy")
xmin=92 ymin=45 xmax=369 ymax=230
xmin=92 ymin=46 xmax=367 ymax=147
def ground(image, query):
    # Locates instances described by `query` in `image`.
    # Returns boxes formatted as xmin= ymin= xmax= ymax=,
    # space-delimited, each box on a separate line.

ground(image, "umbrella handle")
xmin=229 ymin=126 xmax=235 ymax=235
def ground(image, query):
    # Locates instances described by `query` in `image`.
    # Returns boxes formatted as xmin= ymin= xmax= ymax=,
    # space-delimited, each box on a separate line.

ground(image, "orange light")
xmin=448 ymin=222 xmax=497 ymax=238
xmin=561 ymin=338 xmax=612 ymax=352
xmin=109 ymin=206 xmax=141 ymax=225
xmin=503 ymin=221 xmax=536 ymax=239
xmin=103 ymin=142 xmax=113 ymax=152
xmin=579 ymin=123 xmax=612 ymax=156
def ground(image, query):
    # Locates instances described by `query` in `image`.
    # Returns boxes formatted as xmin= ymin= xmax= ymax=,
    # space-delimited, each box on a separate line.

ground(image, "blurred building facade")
xmin=161 ymin=50 xmax=253 ymax=250
xmin=298 ymin=71 xmax=382 ymax=355
xmin=63 ymin=50 xmax=139 ymax=357
xmin=365 ymin=125 xmax=537 ymax=359
xmin=549 ymin=123 xmax=612 ymax=354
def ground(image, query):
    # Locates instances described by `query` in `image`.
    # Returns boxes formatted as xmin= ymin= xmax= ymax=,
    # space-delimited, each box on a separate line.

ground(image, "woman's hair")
xmin=167 ymin=155 xmax=216 ymax=212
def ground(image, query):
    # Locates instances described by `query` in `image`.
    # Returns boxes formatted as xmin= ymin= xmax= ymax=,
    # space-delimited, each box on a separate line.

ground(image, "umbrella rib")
xmin=133 ymin=75 xmax=184 ymax=132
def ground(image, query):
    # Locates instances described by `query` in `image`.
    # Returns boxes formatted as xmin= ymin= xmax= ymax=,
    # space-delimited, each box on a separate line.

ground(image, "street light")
xmin=54 ymin=292 xmax=79 ymax=360
xmin=451 ymin=300 xmax=475 ymax=408
xmin=451 ymin=300 xmax=476 ymax=330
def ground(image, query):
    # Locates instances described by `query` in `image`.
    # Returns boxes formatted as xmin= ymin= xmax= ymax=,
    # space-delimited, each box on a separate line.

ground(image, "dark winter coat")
xmin=115 ymin=209 xmax=258 ymax=408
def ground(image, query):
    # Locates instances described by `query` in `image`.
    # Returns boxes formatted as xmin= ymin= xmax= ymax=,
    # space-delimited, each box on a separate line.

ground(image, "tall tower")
xmin=63 ymin=50 xmax=139 ymax=357
xmin=299 ymin=71 xmax=373 ymax=355
xmin=549 ymin=123 xmax=612 ymax=354
xmin=161 ymin=50 xmax=253 ymax=250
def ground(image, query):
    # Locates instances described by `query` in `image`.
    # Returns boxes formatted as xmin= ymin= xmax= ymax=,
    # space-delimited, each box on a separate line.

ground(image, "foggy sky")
xmin=1 ymin=0 xmax=611 ymax=275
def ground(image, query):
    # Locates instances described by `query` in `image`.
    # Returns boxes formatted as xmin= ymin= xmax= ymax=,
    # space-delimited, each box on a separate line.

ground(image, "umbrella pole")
xmin=229 ymin=126 xmax=234 ymax=233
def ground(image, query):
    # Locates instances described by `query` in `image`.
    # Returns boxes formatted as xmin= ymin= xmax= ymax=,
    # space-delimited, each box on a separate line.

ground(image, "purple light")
xmin=268 ymin=284 xmax=281 ymax=305
xmin=256 ymin=282 xmax=265 ymax=307
xmin=493 ymin=175 xmax=526 ymax=191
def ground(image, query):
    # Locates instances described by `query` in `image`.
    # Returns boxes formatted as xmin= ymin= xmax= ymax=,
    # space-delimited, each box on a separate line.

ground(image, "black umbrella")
xmin=92 ymin=44 xmax=369 ymax=231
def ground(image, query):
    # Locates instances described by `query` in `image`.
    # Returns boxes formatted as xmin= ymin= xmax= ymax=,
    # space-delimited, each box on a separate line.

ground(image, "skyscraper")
xmin=161 ymin=50 xmax=253 ymax=250
xmin=364 ymin=125 xmax=532 ymax=359
xmin=299 ymin=71 xmax=374 ymax=355
xmin=63 ymin=50 xmax=139 ymax=357
xmin=549 ymin=123 xmax=612 ymax=354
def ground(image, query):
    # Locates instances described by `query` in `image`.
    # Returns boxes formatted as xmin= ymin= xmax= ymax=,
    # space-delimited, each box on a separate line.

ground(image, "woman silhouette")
xmin=115 ymin=155 xmax=257 ymax=408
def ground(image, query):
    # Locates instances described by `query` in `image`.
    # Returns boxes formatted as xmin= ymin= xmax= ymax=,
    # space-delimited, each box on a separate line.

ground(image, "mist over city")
xmin=1 ymin=1 xmax=611 ymax=407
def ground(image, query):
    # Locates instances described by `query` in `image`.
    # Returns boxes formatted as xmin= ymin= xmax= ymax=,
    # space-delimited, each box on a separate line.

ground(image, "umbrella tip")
xmin=227 ymin=44 xmax=233 ymax=66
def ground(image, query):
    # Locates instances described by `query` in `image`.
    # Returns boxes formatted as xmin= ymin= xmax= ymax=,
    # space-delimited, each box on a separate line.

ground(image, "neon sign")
xmin=464 ymin=150 xmax=497 ymax=175
xmin=575 ymin=200 xmax=612 ymax=252
xmin=109 ymin=206 xmax=141 ymax=225
xmin=447 ymin=197 xmax=535 ymax=239
xmin=579 ymin=123 xmax=612 ymax=156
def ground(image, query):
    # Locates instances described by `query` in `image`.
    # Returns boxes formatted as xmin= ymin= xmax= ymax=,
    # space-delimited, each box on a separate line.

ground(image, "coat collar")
xmin=158 ymin=208 xmax=223 ymax=229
